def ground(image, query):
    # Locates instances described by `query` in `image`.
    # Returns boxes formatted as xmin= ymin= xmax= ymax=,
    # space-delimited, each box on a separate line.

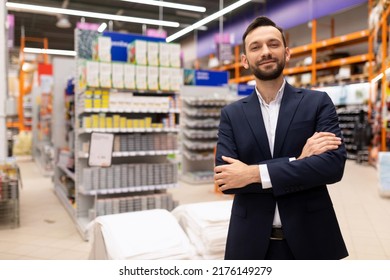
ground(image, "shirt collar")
xmin=255 ymin=79 xmax=286 ymax=105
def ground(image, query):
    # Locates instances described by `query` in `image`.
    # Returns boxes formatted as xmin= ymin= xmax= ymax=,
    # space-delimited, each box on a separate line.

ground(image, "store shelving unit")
xmin=0 ymin=163 xmax=20 ymax=229
xmin=180 ymin=85 xmax=234 ymax=184
xmin=7 ymin=37 xmax=49 ymax=132
xmin=337 ymin=106 xmax=369 ymax=161
xmin=214 ymin=25 xmax=371 ymax=86
xmin=33 ymin=66 xmax=55 ymax=176
xmin=53 ymin=29 xmax=181 ymax=239
xmin=368 ymin=0 xmax=390 ymax=160
xmin=313 ymin=82 xmax=370 ymax=162
xmin=54 ymin=76 xmax=76 ymax=219
xmin=55 ymin=156 xmax=76 ymax=218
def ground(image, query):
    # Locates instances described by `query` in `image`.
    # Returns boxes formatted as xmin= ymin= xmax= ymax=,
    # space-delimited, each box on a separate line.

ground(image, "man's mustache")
xmin=255 ymin=57 xmax=277 ymax=66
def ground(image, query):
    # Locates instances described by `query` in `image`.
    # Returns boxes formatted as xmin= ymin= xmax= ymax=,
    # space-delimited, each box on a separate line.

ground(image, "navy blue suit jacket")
xmin=215 ymin=83 xmax=348 ymax=260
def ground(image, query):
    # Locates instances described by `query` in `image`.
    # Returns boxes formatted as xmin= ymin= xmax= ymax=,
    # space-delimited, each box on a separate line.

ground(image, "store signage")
xmin=146 ymin=28 xmax=167 ymax=39
xmin=237 ymin=84 xmax=255 ymax=96
xmin=184 ymin=69 xmax=229 ymax=86
xmin=214 ymin=33 xmax=233 ymax=65
xmin=7 ymin=14 xmax=14 ymax=48
xmin=88 ymin=132 xmax=114 ymax=167
xmin=77 ymin=22 xmax=100 ymax=30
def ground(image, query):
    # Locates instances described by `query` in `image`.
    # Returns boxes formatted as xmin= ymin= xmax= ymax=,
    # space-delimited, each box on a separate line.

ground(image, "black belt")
xmin=270 ymin=227 xmax=284 ymax=240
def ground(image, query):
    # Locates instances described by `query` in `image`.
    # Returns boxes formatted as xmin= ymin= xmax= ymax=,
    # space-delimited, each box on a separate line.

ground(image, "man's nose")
xmin=260 ymin=45 xmax=271 ymax=57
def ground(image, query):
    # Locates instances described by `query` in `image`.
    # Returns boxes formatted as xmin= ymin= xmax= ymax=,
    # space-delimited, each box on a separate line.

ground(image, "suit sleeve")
xmin=267 ymin=92 xmax=347 ymax=197
xmin=215 ymin=107 xmax=290 ymax=194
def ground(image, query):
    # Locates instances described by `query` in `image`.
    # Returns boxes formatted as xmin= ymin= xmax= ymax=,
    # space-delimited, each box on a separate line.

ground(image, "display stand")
xmin=368 ymin=0 xmax=390 ymax=163
xmin=50 ymin=57 xmax=77 ymax=225
xmin=32 ymin=64 xmax=55 ymax=176
xmin=314 ymin=82 xmax=370 ymax=162
xmin=0 ymin=163 xmax=21 ymax=229
xmin=54 ymin=29 xmax=181 ymax=240
xmin=180 ymin=85 xmax=234 ymax=184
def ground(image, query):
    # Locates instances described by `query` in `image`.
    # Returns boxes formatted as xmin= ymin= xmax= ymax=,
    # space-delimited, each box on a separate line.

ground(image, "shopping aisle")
xmin=0 ymin=157 xmax=389 ymax=260
xmin=0 ymin=157 xmax=91 ymax=259
xmin=328 ymin=160 xmax=390 ymax=259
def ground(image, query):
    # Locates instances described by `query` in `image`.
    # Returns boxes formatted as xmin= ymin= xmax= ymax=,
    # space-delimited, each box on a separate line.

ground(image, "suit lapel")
xmin=242 ymin=92 xmax=272 ymax=159
xmin=273 ymin=84 xmax=304 ymax=157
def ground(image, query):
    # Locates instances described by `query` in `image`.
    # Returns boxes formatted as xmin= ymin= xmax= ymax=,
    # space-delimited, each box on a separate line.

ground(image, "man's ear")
xmin=285 ymin=47 xmax=291 ymax=63
xmin=241 ymin=53 xmax=249 ymax=69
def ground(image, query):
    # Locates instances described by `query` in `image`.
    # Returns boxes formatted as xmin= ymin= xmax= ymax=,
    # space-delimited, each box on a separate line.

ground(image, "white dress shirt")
xmin=256 ymin=80 xmax=286 ymax=228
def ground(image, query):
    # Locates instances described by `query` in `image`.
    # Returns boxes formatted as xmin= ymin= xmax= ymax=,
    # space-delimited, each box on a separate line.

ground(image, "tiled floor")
xmin=0 ymin=157 xmax=389 ymax=260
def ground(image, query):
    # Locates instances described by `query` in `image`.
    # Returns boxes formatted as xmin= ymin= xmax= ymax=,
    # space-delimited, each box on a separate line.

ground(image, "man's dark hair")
xmin=242 ymin=16 xmax=287 ymax=53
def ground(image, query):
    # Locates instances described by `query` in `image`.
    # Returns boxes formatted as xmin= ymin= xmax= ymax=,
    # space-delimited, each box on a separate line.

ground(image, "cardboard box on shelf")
xmin=128 ymin=40 xmax=147 ymax=65
xmin=112 ymin=63 xmax=124 ymax=89
xmin=135 ymin=65 xmax=147 ymax=90
xmin=147 ymin=41 xmax=159 ymax=66
xmin=124 ymin=64 xmax=135 ymax=89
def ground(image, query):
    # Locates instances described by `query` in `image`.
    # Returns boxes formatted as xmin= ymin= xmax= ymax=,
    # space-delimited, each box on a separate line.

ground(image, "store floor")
xmin=0 ymin=157 xmax=389 ymax=260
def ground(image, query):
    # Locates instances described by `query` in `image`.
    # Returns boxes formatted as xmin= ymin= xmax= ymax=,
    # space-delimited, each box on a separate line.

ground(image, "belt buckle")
xmin=270 ymin=237 xmax=284 ymax=241
xmin=270 ymin=227 xmax=284 ymax=241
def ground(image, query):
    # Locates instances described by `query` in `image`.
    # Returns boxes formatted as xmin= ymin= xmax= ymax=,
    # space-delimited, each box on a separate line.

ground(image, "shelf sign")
xmin=237 ymin=84 xmax=255 ymax=96
xmin=88 ymin=132 xmax=114 ymax=167
xmin=184 ymin=69 xmax=229 ymax=86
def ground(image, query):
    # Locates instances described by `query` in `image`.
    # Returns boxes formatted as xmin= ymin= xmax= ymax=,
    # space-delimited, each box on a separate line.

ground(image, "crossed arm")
xmin=214 ymin=132 xmax=342 ymax=192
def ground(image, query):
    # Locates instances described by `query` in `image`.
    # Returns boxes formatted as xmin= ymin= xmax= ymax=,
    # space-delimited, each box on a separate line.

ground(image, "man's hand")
xmin=214 ymin=156 xmax=260 ymax=192
xmin=298 ymin=132 xmax=342 ymax=160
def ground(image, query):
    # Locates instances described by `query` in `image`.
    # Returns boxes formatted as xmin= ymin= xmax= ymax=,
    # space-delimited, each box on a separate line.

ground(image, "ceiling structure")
xmin=6 ymin=0 xmax=266 ymax=52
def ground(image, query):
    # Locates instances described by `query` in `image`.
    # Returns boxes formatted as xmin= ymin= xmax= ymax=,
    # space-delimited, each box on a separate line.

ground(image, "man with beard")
xmin=214 ymin=16 xmax=348 ymax=260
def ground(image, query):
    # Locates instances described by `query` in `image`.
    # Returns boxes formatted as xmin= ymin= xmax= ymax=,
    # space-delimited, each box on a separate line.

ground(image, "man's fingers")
xmin=310 ymin=132 xmax=334 ymax=140
xmin=221 ymin=155 xmax=237 ymax=164
xmin=319 ymin=137 xmax=342 ymax=146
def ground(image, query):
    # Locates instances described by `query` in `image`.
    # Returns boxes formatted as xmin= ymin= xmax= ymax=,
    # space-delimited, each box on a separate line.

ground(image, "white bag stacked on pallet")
xmin=171 ymin=200 xmax=233 ymax=259
xmin=89 ymin=209 xmax=196 ymax=260
xmin=378 ymin=152 xmax=390 ymax=197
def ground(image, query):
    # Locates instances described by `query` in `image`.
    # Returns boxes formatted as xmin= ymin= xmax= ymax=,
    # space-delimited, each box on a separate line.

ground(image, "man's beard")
xmin=249 ymin=56 xmax=285 ymax=81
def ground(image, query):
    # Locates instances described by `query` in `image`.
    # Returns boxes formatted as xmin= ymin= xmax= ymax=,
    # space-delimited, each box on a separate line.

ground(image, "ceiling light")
xmin=118 ymin=0 xmax=206 ymax=13
xmin=98 ymin=22 xmax=107 ymax=33
xmin=24 ymin=47 xmax=76 ymax=57
xmin=166 ymin=0 xmax=251 ymax=42
xmin=180 ymin=24 xmax=208 ymax=31
xmin=56 ymin=16 xmax=71 ymax=28
xmin=6 ymin=2 xmax=180 ymax=28
xmin=22 ymin=62 xmax=36 ymax=72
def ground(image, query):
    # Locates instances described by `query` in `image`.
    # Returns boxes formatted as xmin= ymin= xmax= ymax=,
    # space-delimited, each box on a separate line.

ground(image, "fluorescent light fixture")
xmin=98 ymin=22 xmax=107 ymax=33
xmin=180 ymin=24 xmax=208 ymax=31
xmin=118 ymin=0 xmax=206 ymax=13
xmin=166 ymin=0 xmax=251 ymax=42
xmin=24 ymin=47 xmax=76 ymax=57
xmin=6 ymin=2 xmax=180 ymax=28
